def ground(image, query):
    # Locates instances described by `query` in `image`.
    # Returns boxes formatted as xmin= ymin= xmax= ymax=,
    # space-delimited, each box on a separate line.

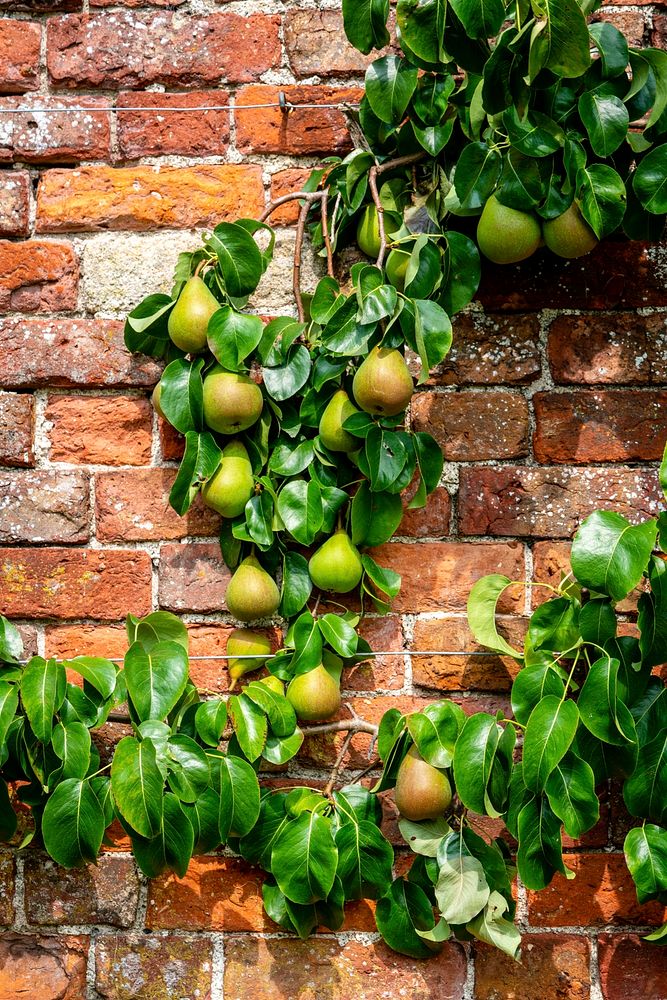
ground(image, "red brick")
xmin=91 ymin=0 xmax=184 ymax=5
xmin=548 ymin=312 xmax=667 ymax=385
xmin=459 ymin=467 xmax=662 ymax=538
xmin=475 ymin=933 xmax=590 ymax=1000
xmin=0 ymin=547 xmax=152 ymax=619
xmin=95 ymin=934 xmax=212 ymax=1000
xmin=96 ymin=469 xmax=220 ymax=542
xmin=45 ymin=621 xmax=128 ymax=660
xmin=46 ymin=394 xmax=152 ymax=466
xmin=432 ymin=312 xmax=542 ymax=385
xmin=0 ymin=240 xmax=78 ymax=313
xmin=0 ymin=96 xmax=110 ymax=163
xmin=0 ymin=469 xmax=89 ymax=543
xmin=534 ymin=390 xmax=667 ymax=463
xmin=117 ymin=91 xmax=230 ymax=159
xmin=0 ymin=934 xmax=88 ymax=999
xmin=0 ymin=170 xmax=29 ymax=236
xmin=478 ymin=240 xmax=667 ymax=311
xmin=0 ymin=391 xmax=32 ymax=466
xmin=411 ymin=390 xmax=529 ymax=461
xmin=527 ymin=853 xmax=667 ymax=927
xmin=158 ymin=541 xmax=231 ymax=614
xmin=36 ymin=163 xmax=264 ymax=232
xmin=146 ymin=856 xmax=266 ymax=932
xmin=654 ymin=13 xmax=667 ymax=49
xmin=224 ymin=937 xmax=467 ymax=1000
xmin=0 ymin=318 xmax=160 ymax=389
xmin=0 ymin=0 xmax=79 ymax=8
xmin=0 ymin=851 xmax=14 ymax=924
xmin=398 ymin=486 xmax=451 ymax=538
xmin=47 ymin=11 xmax=280 ymax=88
xmin=411 ymin=616 xmax=525 ymax=692
xmin=236 ymin=84 xmax=361 ymax=156
xmin=269 ymin=168 xmax=313 ymax=226
xmin=158 ymin=417 xmax=184 ymax=462
xmin=285 ymin=10 xmax=376 ymax=77
xmin=598 ymin=934 xmax=667 ymax=1000
xmin=0 ymin=20 xmax=40 ymax=94
xmin=345 ymin=615 xmax=405 ymax=692
xmin=24 ymin=853 xmax=140 ymax=927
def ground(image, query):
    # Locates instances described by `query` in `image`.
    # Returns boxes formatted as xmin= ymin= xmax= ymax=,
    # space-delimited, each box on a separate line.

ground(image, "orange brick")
xmin=96 ymin=469 xmax=220 ymax=542
xmin=0 ymin=240 xmax=78 ymax=313
xmin=46 ymin=394 xmax=153 ymax=466
xmin=0 ymin=20 xmax=40 ymax=93
xmin=236 ymin=84 xmax=361 ymax=156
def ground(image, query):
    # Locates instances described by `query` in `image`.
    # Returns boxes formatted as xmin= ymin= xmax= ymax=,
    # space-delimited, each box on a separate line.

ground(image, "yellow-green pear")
xmin=203 ymin=366 xmax=264 ymax=435
xmin=258 ymin=674 xmax=284 ymax=696
xmin=286 ymin=663 xmax=341 ymax=722
xmin=319 ymin=390 xmax=360 ymax=453
xmin=356 ymin=205 xmax=402 ymax=258
xmin=385 ymin=248 xmax=411 ymax=292
xmin=225 ymin=554 xmax=280 ymax=622
xmin=352 ymin=346 xmax=414 ymax=417
xmin=394 ymin=746 xmax=453 ymax=821
xmin=168 ymin=276 xmax=220 ymax=353
xmin=542 ymin=201 xmax=598 ymax=259
xmin=476 ymin=195 xmax=542 ymax=264
xmin=151 ymin=384 xmax=164 ymax=419
xmin=202 ymin=441 xmax=254 ymax=518
xmin=226 ymin=627 xmax=273 ymax=690
xmin=308 ymin=529 xmax=363 ymax=594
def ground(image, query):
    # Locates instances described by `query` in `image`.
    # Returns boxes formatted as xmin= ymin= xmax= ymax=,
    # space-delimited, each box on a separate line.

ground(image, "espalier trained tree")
xmin=1 ymin=0 xmax=665 ymax=964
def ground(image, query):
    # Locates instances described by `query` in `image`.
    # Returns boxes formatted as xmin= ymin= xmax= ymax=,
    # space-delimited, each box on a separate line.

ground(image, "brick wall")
xmin=0 ymin=2 xmax=666 ymax=998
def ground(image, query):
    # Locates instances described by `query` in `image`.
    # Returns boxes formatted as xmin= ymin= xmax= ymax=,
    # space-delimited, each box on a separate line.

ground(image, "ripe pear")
xmin=394 ymin=747 xmax=453 ymax=821
xmin=225 ymin=554 xmax=280 ymax=622
xmin=151 ymin=384 xmax=164 ymax=419
xmin=286 ymin=663 xmax=341 ymax=722
xmin=202 ymin=441 xmax=254 ymax=518
xmin=543 ymin=201 xmax=598 ymax=259
xmin=352 ymin=346 xmax=414 ymax=417
xmin=356 ymin=205 xmax=401 ymax=258
xmin=309 ymin=529 xmax=363 ymax=594
xmin=258 ymin=674 xmax=284 ymax=696
xmin=203 ymin=367 xmax=264 ymax=435
xmin=226 ymin=628 xmax=273 ymax=690
xmin=319 ymin=390 xmax=360 ymax=453
xmin=477 ymin=194 xmax=542 ymax=264
xmin=385 ymin=248 xmax=411 ymax=292
xmin=168 ymin=276 xmax=220 ymax=353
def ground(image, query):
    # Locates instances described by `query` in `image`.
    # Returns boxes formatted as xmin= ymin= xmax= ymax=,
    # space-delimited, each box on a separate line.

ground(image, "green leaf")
xmin=503 ymin=107 xmax=563 ymax=158
xmin=195 ymin=699 xmax=228 ymax=748
xmin=398 ymin=815 xmax=450 ymax=857
xmin=335 ymin=820 xmax=394 ymax=900
xmin=579 ymin=598 xmax=617 ymax=646
xmin=362 ymin=555 xmax=401 ymax=599
xmin=578 ymin=92 xmax=629 ymax=157
xmin=661 ymin=440 xmax=667 ymax=502
xmin=280 ymin=552 xmax=312 ymax=619
xmin=42 ymin=778 xmax=105 ymax=868
xmin=623 ymin=732 xmax=667 ymax=824
xmin=396 ymin=0 xmax=447 ymax=62
xmin=263 ymin=729 xmax=304 ymax=765
xmin=0 ymin=617 xmax=23 ymax=664
xmin=111 ymin=736 xmax=164 ymax=839
xmin=169 ymin=431 xmax=222 ymax=516
xmin=218 ymin=754 xmax=261 ymax=840
xmin=244 ymin=681 xmax=297 ymax=738
xmin=571 ymin=510 xmax=658 ymax=602
xmin=208 ymin=222 xmax=263 ymax=297
xmin=51 ymin=721 xmax=91 ymax=781
xmin=158 ymin=357 xmax=204 ymax=434
xmin=453 ymin=142 xmax=502 ymax=210
xmin=545 ymin=751 xmax=599 ymax=839
xmin=644 ymin=48 xmax=667 ymax=127
xmin=436 ymin=831 xmax=491 ymax=923
xmin=449 ymin=0 xmax=505 ymax=41
xmin=589 ymin=22 xmax=629 ymax=78
xmin=127 ymin=611 xmax=189 ymax=654
xmin=20 ymin=657 xmax=66 ymax=744
xmin=577 ymin=164 xmax=627 ymax=239
xmin=61 ymin=657 xmax=118 ymax=700
xmin=578 ymin=656 xmax=637 ymax=746
xmin=511 ymin=661 xmax=565 ymax=726
xmin=318 ymin=615 xmax=359 ymax=659
xmin=376 ymin=878 xmax=439 ymax=959
xmin=0 ymin=682 xmax=19 ymax=751
xmin=365 ymin=56 xmax=419 ymax=125
xmin=228 ymin=694 xmax=268 ymax=762
xmin=271 ymin=810 xmax=338 ymax=904
xmin=453 ymin=714 xmax=513 ymax=817
xmin=131 ymin=791 xmax=194 ymax=879
xmin=633 ymin=144 xmax=667 ymax=215
xmin=124 ymin=641 xmax=189 ymax=723
xmin=527 ymin=597 xmax=580 ymax=654
xmin=467 ymin=891 xmax=521 ymax=960
xmin=523 ymin=696 xmax=579 ymax=793
xmin=528 ymin=0 xmax=591 ymax=81
xmin=288 ymin=612 xmax=324 ymax=677
xmin=365 ymin=428 xmax=408 ymax=492
xmin=167 ymin=735 xmax=210 ymax=803
xmin=467 ymin=575 xmax=524 ymax=658
xmin=263 ymin=345 xmax=311 ymax=402
xmin=408 ymin=701 xmax=465 ymax=769
xmin=207 ymin=308 xmax=264 ymax=372
xmin=624 ymin=825 xmax=667 ymax=903
xmin=351 ymin=483 xmax=404 ymax=547
xmin=639 ymin=556 xmax=667 ymax=670
xmin=440 ymin=232 xmax=481 ymax=316
xmin=516 ymin=796 xmax=571 ymax=890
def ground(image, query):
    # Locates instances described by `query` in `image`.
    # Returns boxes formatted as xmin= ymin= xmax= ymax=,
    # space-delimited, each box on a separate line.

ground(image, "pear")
xmin=352 ymin=346 xmax=414 ymax=417
xmin=309 ymin=530 xmax=363 ymax=594
xmin=203 ymin=367 xmax=264 ymax=435
xmin=151 ymin=384 xmax=164 ymax=419
xmin=542 ymin=201 xmax=598 ymax=259
xmin=225 ymin=554 xmax=280 ymax=622
xmin=385 ymin=248 xmax=411 ymax=292
xmin=476 ymin=195 xmax=542 ymax=264
xmin=258 ymin=674 xmax=284 ymax=696
xmin=286 ymin=663 xmax=341 ymax=722
xmin=168 ymin=276 xmax=220 ymax=353
xmin=394 ymin=747 xmax=453 ymax=821
xmin=356 ymin=205 xmax=402 ymax=258
xmin=319 ymin=390 xmax=360 ymax=453
xmin=226 ymin=627 xmax=273 ymax=690
xmin=202 ymin=441 xmax=254 ymax=518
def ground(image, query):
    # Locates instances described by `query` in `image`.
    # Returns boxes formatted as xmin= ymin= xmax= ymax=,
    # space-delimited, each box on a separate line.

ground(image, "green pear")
xmin=352 ymin=346 xmax=414 ymax=417
xmin=394 ymin=746 xmax=453 ymax=821
xmin=542 ymin=201 xmax=598 ymax=259
xmin=309 ymin=529 xmax=363 ymax=594
xmin=319 ymin=390 xmax=360 ymax=453
xmin=385 ymin=248 xmax=411 ymax=292
xmin=225 ymin=554 xmax=280 ymax=622
xmin=286 ymin=663 xmax=341 ymax=722
xmin=356 ymin=205 xmax=402 ymax=258
xmin=168 ymin=276 xmax=220 ymax=353
xmin=151 ymin=384 xmax=164 ymax=419
xmin=258 ymin=674 xmax=284 ymax=696
xmin=226 ymin=627 xmax=273 ymax=690
xmin=202 ymin=441 xmax=254 ymax=519
xmin=476 ymin=194 xmax=542 ymax=264
xmin=203 ymin=367 xmax=264 ymax=435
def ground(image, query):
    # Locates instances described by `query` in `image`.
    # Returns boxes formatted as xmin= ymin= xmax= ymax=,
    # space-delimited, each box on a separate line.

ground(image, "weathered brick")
xmin=36 ymin=164 xmax=264 ymax=233
xmin=269 ymin=167 xmax=312 ymax=225
xmin=592 ymin=9 xmax=647 ymax=47
xmin=24 ymin=853 xmax=140 ymax=927
xmin=411 ymin=616 xmax=525 ymax=691
xmin=548 ymin=312 xmax=667 ymax=385
xmin=236 ymin=84 xmax=361 ymax=156
xmin=0 ymin=391 xmax=33 ymax=467
xmin=345 ymin=615 xmax=405 ymax=691
xmin=0 ymin=548 xmax=152 ymax=619
xmin=96 ymin=469 xmax=219 ymax=542
xmin=0 ymin=169 xmax=29 ymax=236
xmin=0 ymin=240 xmax=78 ymax=313
xmin=0 ymin=469 xmax=89 ymax=543
xmin=0 ymin=96 xmax=110 ymax=163
xmin=411 ymin=390 xmax=530 ymax=461
xmin=459 ymin=467 xmax=662 ymax=538
xmin=475 ymin=933 xmax=590 ymax=1000
xmin=117 ymin=91 xmax=230 ymax=159
xmin=285 ymin=10 xmax=376 ymax=77
xmin=527 ymin=853 xmax=667 ymax=927
xmin=95 ymin=933 xmax=212 ymax=1000
xmin=46 ymin=621 xmax=127 ymax=660
xmin=91 ymin=0 xmax=184 ymax=6
xmin=224 ymin=937 xmax=467 ymax=1000
xmin=0 ymin=20 xmax=40 ymax=94
xmin=0 ymin=851 xmax=14 ymax=924
xmin=47 ymin=11 xmax=280 ymax=88
xmin=433 ymin=312 xmax=542 ymax=385
xmin=158 ymin=541 xmax=231 ymax=614
xmin=146 ymin=856 xmax=266 ymax=932
xmin=598 ymin=934 xmax=667 ymax=1000
xmin=0 ymin=318 xmax=160 ymax=389
xmin=654 ymin=13 xmax=667 ymax=50
xmin=534 ymin=390 xmax=667 ymax=463
xmin=158 ymin=417 xmax=184 ymax=462
xmin=46 ymin=394 xmax=150 ymax=466
xmin=398 ymin=486 xmax=451 ymax=538
xmin=0 ymin=934 xmax=88 ymax=999
xmin=0 ymin=0 xmax=79 ymax=8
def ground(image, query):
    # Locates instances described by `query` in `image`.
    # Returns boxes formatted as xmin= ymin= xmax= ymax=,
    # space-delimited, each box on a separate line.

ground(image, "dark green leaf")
xmin=218 ymin=754 xmax=261 ymax=840
xmin=589 ymin=22 xmax=629 ymax=78
xmin=207 ymin=308 xmax=264 ymax=372
xmin=633 ymin=143 xmax=667 ymax=215
xmin=20 ymin=657 xmax=66 ymax=744
xmin=516 ymin=796 xmax=571 ymax=890
xmin=42 ymin=778 xmax=105 ymax=867
xmin=511 ymin=661 xmax=565 ymax=726
xmin=449 ymin=0 xmax=505 ymax=41
xmin=624 ymin=824 xmax=667 ymax=903
xmin=577 ymin=164 xmax=627 ymax=238
xmin=527 ymin=0 xmax=591 ymax=81
xmin=111 ymin=736 xmax=164 ymax=839
xmin=208 ymin=222 xmax=264 ymax=297
xmin=623 ymin=732 xmax=667 ymax=824
xmin=376 ymin=878 xmax=439 ymax=958
xmin=579 ymin=598 xmax=617 ymax=646
xmin=228 ymin=694 xmax=268 ymax=762
xmin=280 ymin=552 xmax=312 ymax=619
xmin=271 ymin=810 xmax=338 ymax=904
xmin=158 ymin=357 xmax=204 ymax=433
xmin=167 ymin=735 xmax=210 ymax=803
xmin=263 ymin=345 xmax=311 ymax=401
xmin=578 ymin=656 xmax=637 ymax=746
xmin=277 ymin=480 xmax=324 ymax=546
xmin=523 ymin=696 xmax=579 ymax=793
xmin=396 ymin=0 xmax=447 ymax=63
xmin=124 ymin=641 xmax=189 ymax=723
xmin=453 ymin=142 xmax=502 ymax=210
xmin=169 ymin=431 xmax=222 ymax=516
xmin=365 ymin=56 xmax=419 ymax=125
xmin=578 ymin=92 xmax=629 ymax=157
xmin=195 ymin=699 xmax=228 ymax=747
xmin=571 ymin=510 xmax=657 ymax=601
xmin=545 ymin=751 xmax=599 ymax=839
xmin=131 ymin=791 xmax=194 ymax=879
xmin=335 ymin=820 xmax=394 ymax=900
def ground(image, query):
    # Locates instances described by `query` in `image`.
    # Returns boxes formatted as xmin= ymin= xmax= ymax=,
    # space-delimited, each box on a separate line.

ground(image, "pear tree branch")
xmin=368 ymin=152 xmax=426 ymax=268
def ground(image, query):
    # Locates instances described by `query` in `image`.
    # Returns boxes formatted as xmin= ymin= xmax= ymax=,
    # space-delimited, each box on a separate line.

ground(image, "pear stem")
xmin=194 ymin=259 xmax=207 ymax=278
xmin=368 ymin=153 xmax=426 ymax=269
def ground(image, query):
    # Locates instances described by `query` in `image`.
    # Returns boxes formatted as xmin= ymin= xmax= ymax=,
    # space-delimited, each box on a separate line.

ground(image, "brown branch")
xmin=259 ymin=190 xmax=325 ymax=223
xmin=324 ymin=730 xmax=355 ymax=796
xmin=368 ymin=152 xmax=427 ymax=269
xmin=293 ymin=196 xmax=311 ymax=322
xmin=348 ymin=757 xmax=382 ymax=785
xmin=321 ymin=190 xmax=334 ymax=279
xmin=104 ymin=712 xmax=378 ymax=738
